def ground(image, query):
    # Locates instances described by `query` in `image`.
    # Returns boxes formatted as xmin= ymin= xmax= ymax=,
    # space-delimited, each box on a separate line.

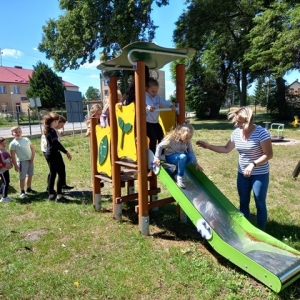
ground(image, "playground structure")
xmin=264 ymin=121 xmax=285 ymax=140
xmin=89 ymin=42 xmax=300 ymax=292
xmin=91 ymin=42 xmax=193 ymax=235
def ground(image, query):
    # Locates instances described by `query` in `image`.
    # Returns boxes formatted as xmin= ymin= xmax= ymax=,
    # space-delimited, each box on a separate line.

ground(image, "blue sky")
xmin=0 ymin=1 xmax=299 ymax=99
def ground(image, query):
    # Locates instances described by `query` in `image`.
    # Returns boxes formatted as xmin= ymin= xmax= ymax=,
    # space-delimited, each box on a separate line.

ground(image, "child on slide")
xmin=153 ymin=123 xmax=203 ymax=189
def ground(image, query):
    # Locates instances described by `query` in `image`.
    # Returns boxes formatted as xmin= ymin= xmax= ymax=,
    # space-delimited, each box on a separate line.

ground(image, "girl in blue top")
xmin=146 ymin=77 xmax=176 ymax=153
xmin=196 ymin=107 xmax=273 ymax=231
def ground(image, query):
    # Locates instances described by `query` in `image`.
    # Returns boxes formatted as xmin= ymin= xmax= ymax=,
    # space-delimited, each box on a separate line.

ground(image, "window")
xmin=104 ymin=90 xmax=109 ymax=96
xmin=0 ymin=86 xmax=6 ymax=93
xmin=16 ymin=104 xmax=21 ymax=113
xmin=13 ymin=86 xmax=20 ymax=94
xmin=2 ymin=104 xmax=7 ymax=113
xmin=104 ymin=79 xmax=109 ymax=86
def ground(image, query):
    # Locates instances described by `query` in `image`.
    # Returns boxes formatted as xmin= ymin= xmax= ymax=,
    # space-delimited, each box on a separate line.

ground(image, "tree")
xmin=245 ymin=1 xmax=300 ymax=119
xmin=172 ymin=0 xmax=262 ymax=117
xmin=253 ymin=77 xmax=268 ymax=107
xmin=85 ymin=86 xmax=100 ymax=101
xmin=38 ymin=0 xmax=169 ymax=72
xmin=26 ymin=61 xmax=66 ymax=109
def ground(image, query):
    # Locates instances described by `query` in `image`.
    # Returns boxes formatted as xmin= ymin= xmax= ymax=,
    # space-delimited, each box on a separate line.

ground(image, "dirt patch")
xmin=271 ymin=139 xmax=300 ymax=146
xmin=24 ymin=229 xmax=48 ymax=241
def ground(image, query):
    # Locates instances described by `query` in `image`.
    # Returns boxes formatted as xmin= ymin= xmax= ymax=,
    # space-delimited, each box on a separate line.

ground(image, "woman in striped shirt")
xmin=196 ymin=107 xmax=273 ymax=231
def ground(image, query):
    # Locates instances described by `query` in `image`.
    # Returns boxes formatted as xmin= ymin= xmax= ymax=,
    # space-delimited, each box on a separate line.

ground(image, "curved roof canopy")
xmin=97 ymin=42 xmax=196 ymax=71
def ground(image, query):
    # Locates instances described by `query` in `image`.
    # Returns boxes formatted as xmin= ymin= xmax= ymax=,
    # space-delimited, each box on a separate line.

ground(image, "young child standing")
xmin=0 ymin=137 xmax=13 ymax=203
xmin=146 ymin=77 xmax=176 ymax=154
xmin=43 ymin=113 xmax=72 ymax=202
xmin=41 ymin=115 xmax=74 ymax=192
xmin=85 ymin=104 xmax=102 ymax=137
xmin=9 ymin=126 xmax=36 ymax=199
xmin=153 ymin=123 xmax=203 ymax=189
xmin=100 ymin=90 xmax=123 ymax=128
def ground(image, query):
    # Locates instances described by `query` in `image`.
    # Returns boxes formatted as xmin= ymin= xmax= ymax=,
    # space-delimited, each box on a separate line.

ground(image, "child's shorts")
xmin=18 ymin=160 xmax=34 ymax=180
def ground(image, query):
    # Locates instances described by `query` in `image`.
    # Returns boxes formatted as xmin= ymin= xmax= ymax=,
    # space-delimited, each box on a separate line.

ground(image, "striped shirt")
xmin=231 ymin=125 xmax=270 ymax=175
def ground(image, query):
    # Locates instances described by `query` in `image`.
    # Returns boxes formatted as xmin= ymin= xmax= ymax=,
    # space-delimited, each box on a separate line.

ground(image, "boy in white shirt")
xmin=9 ymin=126 xmax=35 ymax=199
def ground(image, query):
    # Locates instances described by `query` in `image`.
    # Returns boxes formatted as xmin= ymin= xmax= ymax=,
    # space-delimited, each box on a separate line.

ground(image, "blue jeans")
xmin=237 ymin=172 xmax=269 ymax=231
xmin=165 ymin=153 xmax=193 ymax=177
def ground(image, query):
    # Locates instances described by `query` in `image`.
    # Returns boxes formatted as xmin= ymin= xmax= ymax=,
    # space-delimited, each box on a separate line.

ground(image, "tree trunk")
xmin=240 ymin=70 xmax=248 ymax=106
xmin=275 ymin=77 xmax=288 ymax=119
xmin=209 ymin=103 xmax=221 ymax=118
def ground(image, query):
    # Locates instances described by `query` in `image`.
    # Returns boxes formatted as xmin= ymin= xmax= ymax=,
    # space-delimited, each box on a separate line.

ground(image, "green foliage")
xmin=85 ymin=86 xmax=100 ymax=101
xmin=26 ymin=61 xmax=66 ymax=109
xmin=246 ymin=1 xmax=300 ymax=78
xmin=38 ymin=0 xmax=169 ymax=72
xmin=172 ymin=0 xmax=262 ymax=111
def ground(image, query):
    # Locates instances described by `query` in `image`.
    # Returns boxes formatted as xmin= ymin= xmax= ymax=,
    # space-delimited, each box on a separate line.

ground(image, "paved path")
xmin=0 ymin=122 xmax=87 ymax=138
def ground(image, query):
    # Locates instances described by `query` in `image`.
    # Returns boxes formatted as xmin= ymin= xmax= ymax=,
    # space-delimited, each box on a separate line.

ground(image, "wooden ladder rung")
xmin=115 ymin=160 xmax=138 ymax=169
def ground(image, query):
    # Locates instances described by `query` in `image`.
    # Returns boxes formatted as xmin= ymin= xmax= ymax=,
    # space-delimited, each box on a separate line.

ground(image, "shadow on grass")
xmin=121 ymin=197 xmax=300 ymax=296
xmin=15 ymin=190 xmax=112 ymax=205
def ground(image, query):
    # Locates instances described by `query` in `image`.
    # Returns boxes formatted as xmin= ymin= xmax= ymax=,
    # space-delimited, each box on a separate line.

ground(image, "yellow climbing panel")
xmin=159 ymin=110 xmax=176 ymax=134
xmin=115 ymin=103 xmax=137 ymax=161
xmin=96 ymin=125 xmax=111 ymax=177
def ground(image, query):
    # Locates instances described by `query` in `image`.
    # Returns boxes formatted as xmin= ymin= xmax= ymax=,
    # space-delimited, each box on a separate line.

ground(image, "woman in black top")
xmin=43 ymin=113 xmax=72 ymax=202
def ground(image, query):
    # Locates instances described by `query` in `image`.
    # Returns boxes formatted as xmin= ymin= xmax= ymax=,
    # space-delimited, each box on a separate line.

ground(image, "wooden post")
xmin=176 ymin=64 xmax=186 ymax=125
xmin=109 ymin=77 xmax=122 ymax=219
xmin=90 ymin=116 xmax=101 ymax=210
xmin=135 ymin=60 xmax=150 ymax=235
xmin=176 ymin=64 xmax=187 ymax=222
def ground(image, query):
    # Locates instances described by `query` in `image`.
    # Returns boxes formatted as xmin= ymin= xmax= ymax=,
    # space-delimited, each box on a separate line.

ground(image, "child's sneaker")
xmin=20 ymin=193 xmax=27 ymax=199
xmin=0 ymin=196 xmax=12 ymax=203
xmin=175 ymin=175 xmax=186 ymax=189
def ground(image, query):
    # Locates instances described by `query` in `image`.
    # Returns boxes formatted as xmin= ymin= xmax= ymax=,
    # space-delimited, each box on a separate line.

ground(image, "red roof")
xmin=0 ymin=66 xmax=78 ymax=88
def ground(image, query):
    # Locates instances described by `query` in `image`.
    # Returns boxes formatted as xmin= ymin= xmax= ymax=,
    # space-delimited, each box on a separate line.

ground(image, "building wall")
xmin=0 ymin=82 xmax=79 ymax=114
xmin=0 ymin=83 xmax=29 ymax=114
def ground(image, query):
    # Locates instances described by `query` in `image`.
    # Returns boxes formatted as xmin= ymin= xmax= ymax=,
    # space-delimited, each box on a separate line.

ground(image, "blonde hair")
xmin=228 ymin=107 xmax=254 ymax=130
xmin=89 ymin=104 xmax=102 ymax=117
xmin=162 ymin=123 xmax=194 ymax=143
xmin=85 ymin=104 xmax=102 ymax=125
xmin=11 ymin=125 xmax=21 ymax=133
xmin=117 ymin=90 xmax=122 ymax=101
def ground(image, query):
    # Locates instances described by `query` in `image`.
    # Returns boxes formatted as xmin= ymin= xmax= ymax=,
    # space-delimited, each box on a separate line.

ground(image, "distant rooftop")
xmin=0 ymin=66 xmax=78 ymax=88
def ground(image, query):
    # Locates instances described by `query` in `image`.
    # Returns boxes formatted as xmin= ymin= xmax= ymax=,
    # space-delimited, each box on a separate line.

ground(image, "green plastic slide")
xmin=157 ymin=164 xmax=300 ymax=293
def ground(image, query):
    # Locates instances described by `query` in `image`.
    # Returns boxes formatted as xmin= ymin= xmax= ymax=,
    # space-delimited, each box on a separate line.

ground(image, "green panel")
xmin=157 ymin=165 xmax=300 ymax=293
xmin=97 ymin=41 xmax=196 ymax=71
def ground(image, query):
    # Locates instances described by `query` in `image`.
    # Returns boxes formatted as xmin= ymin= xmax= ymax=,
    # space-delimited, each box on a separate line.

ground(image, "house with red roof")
xmin=0 ymin=65 xmax=79 ymax=115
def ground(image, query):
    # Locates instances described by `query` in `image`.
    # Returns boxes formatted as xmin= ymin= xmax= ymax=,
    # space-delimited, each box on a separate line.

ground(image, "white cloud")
xmin=32 ymin=47 xmax=38 ymax=51
xmin=88 ymin=74 xmax=99 ymax=79
xmin=81 ymin=61 xmax=99 ymax=69
xmin=166 ymin=89 xmax=175 ymax=99
xmin=1 ymin=48 xmax=23 ymax=58
xmin=165 ymin=80 xmax=174 ymax=86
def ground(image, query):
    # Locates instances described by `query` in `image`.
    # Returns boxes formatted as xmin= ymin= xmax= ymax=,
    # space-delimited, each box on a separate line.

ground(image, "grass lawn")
xmin=1 ymin=117 xmax=300 ymax=299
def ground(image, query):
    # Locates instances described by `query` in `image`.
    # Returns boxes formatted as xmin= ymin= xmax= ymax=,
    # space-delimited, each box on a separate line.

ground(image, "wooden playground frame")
xmin=89 ymin=42 xmax=195 ymax=235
